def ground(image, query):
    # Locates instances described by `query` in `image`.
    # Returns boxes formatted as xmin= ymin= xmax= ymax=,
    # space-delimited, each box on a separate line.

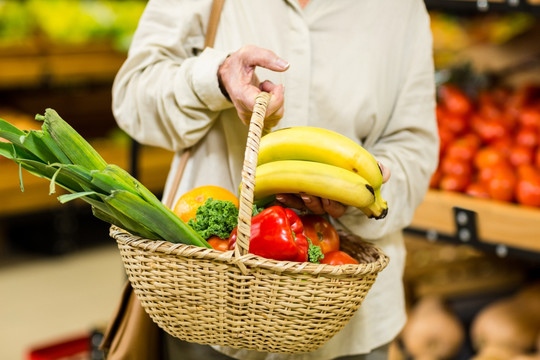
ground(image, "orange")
xmin=173 ymin=185 xmax=239 ymax=223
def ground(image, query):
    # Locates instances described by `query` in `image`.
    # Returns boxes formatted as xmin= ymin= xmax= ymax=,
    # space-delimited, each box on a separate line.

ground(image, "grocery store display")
xmin=0 ymin=0 xmax=146 ymax=51
xmin=430 ymin=11 xmax=536 ymax=69
xmin=401 ymin=295 xmax=465 ymax=359
xmin=256 ymin=126 xmax=388 ymax=219
xmin=470 ymin=283 xmax=540 ymax=359
xmin=432 ymin=81 xmax=540 ymax=207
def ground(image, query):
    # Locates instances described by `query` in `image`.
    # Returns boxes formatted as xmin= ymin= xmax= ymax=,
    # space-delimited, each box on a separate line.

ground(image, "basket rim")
xmin=111 ymin=225 xmax=389 ymax=277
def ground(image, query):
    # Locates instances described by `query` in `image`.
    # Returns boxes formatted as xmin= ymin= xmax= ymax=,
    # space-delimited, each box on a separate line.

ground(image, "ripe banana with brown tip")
xmin=258 ymin=126 xmax=383 ymax=189
xmin=258 ymin=126 xmax=388 ymax=219
xmin=253 ymin=160 xmax=376 ymax=209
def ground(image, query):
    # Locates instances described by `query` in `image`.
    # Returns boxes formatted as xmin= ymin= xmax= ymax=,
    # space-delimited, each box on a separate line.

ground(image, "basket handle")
xmin=234 ymin=91 xmax=272 ymax=258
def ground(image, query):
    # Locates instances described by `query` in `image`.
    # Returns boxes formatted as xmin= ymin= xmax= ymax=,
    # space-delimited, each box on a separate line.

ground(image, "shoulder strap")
xmin=163 ymin=0 xmax=225 ymax=209
xmin=205 ymin=0 xmax=225 ymax=48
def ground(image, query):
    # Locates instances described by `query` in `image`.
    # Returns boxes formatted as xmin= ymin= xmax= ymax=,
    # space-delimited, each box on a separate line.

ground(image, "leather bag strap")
xmin=162 ymin=0 xmax=225 ymax=209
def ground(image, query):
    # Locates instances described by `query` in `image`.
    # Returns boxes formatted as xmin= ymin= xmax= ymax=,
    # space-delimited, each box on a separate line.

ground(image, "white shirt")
xmin=112 ymin=0 xmax=439 ymax=358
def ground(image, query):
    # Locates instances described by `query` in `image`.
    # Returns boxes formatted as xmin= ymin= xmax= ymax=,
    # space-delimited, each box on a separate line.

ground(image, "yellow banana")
xmin=258 ymin=126 xmax=383 ymax=189
xmin=253 ymin=160 xmax=376 ymax=209
xmin=359 ymin=187 xmax=388 ymax=219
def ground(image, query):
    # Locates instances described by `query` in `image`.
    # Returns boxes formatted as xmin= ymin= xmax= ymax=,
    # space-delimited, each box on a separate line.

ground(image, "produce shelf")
xmin=0 ymin=43 xmax=126 ymax=89
xmin=425 ymin=0 xmax=540 ymax=14
xmin=409 ymin=189 xmax=540 ymax=256
xmin=0 ymin=142 xmax=173 ymax=217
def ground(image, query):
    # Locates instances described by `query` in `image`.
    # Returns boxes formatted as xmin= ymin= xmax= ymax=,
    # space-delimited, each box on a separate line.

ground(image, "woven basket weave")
xmin=111 ymin=92 xmax=389 ymax=354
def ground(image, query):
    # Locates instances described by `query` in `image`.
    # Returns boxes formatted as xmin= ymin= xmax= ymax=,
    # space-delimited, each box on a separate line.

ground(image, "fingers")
xmin=378 ymin=161 xmax=391 ymax=183
xmin=275 ymin=193 xmax=348 ymax=219
xmin=275 ymin=194 xmax=305 ymax=210
xmin=240 ymin=45 xmax=289 ymax=72
xmin=260 ymin=81 xmax=285 ymax=129
xmin=217 ymin=45 xmax=288 ymax=126
xmin=321 ymin=199 xmax=348 ymax=218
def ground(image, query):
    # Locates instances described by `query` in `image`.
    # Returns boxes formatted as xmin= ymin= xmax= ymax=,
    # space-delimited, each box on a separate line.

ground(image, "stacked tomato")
xmin=432 ymin=83 xmax=540 ymax=207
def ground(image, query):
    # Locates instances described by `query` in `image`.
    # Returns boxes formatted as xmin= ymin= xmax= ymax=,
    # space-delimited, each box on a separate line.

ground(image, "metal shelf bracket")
xmin=453 ymin=206 xmax=479 ymax=244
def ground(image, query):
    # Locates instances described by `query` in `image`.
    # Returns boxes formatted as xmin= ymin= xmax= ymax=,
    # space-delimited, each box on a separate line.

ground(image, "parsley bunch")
xmin=188 ymin=198 xmax=239 ymax=240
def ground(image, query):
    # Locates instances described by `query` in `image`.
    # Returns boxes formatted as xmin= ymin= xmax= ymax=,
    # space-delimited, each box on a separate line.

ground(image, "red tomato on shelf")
xmin=474 ymin=146 xmax=508 ymax=170
xmin=516 ymin=166 xmax=540 ymax=207
xmin=509 ymin=145 xmax=535 ymax=168
xmin=487 ymin=167 xmax=517 ymax=202
xmin=320 ymin=251 xmax=359 ymax=265
xmin=471 ymin=116 xmax=509 ymax=144
xmin=519 ymin=107 xmax=540 ymax=128
xmin=439 ymin=173 xmax=470 ymax=192
xmin=465 ymin=182 xmax=490 ymax=199
xmin=516 ymin=125 xmax=538 ymax=148
xmin=445 ymin=134 xmax=480 ymax=163
xmin=438 ymin=84 xmax=473 ymax=116
xmin=441 ymin=156 xmax=472 ymax=178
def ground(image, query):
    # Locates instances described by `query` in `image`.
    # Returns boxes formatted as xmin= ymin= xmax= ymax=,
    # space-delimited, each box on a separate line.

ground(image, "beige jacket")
xmin=112 ymin=0 xmax=439 ymax=358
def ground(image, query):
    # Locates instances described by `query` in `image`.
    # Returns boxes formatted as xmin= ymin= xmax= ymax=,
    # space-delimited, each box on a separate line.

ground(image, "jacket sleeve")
xmin=112 ymin=0 xmax=234 ymax=151
xmin=337 ymin=1 xmax=439 ymax=240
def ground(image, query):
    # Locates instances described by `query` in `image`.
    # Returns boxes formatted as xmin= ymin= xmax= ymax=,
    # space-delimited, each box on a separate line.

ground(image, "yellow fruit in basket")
xmin=173 ymin=185 xmax=239 ymax=223
xmin=259 ymin=126 xmax=383 ymax=190
xmin=254 ymin=160 xmax=376 ymax=209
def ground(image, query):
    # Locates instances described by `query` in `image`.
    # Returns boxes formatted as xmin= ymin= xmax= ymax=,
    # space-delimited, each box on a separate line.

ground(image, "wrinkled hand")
xmin=218 ymin=45 xmax=289 ymax=127
xmin=275 ymin=162 xmax=391 ymax=219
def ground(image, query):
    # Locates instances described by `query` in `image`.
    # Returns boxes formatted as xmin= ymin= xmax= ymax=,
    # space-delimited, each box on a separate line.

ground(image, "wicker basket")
xmin=111 ymin=92 xmax=389 ymax=354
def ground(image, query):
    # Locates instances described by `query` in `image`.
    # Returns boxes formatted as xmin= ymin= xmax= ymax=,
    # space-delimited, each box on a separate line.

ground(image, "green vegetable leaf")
xmin=307 ymin=237 xmax=324 ymax=264
xmin=57 ymin=191 xmax=98 ymax=204
xmin=188 ymin=198 xmax=239 ymax=240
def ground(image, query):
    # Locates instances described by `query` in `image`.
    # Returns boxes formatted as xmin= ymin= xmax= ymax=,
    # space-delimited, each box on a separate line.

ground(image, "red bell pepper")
xmin=228 ymin=206 xmax=308 ymax=262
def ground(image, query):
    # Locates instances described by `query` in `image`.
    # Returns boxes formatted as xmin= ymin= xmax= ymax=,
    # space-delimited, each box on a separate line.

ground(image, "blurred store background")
xmin=1 ymin=0 xmax=540 ymax=359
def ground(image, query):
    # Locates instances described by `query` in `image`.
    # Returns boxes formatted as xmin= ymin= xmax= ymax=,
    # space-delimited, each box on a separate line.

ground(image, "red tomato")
xmin=441 ymin=156 xmax=472 ymax=178
xmin=515 ymin=126 xmax=538 ymax=148
xmin=472 ymin=117 xmax=509 ymax=144
xmin=438 ymin=126 xmax=456 ymax=156
xmin=430 ymin=168 xmax=443 ymax=189
xmin=442 ymin=113 xmax=469 ymax=135
xmin=477 ymin=163 xmax=512 ymax=186
xmin=445 ymin=134 xmax=480 ymax=163
xmin=519 ymin=107 xmax=540 ymax=128
xmin=320 ymin=251 xmax=359 ymax=265
xmin=439 ymin=173 xmax=470 ymax=193
xmin=479 ymin=101 xmax=502 ymax=122
xmin=536 ymin=147 xmax=540 ymax=169
xmin=474 ymin=146 xmax=508 ymax=170
xmin=491 ymin=137 xmax=514 ymax=158
xmin=487 ymin=167 xmax=517 ymax=202
xmin=509 ymin=145 xmax=534 ymax=168
xmin=516 ymin=167 xmax=540 ymax=207
xmin=518 ymin=164 xmax=538 ymax=180
xmin=465 ymin=182 xmax=490 ymax=199
xmin=438 ymin=84 xmax=473 ymax=116
xmin=300 ymin=214 xmax=340 ymax=254
xmin=208 ymin=236 xmax=229 ymax=252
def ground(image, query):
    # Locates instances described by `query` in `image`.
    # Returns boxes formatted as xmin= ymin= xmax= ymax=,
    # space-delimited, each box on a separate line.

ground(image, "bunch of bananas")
xmin=254 ymin=126 xmax=388 ymax=219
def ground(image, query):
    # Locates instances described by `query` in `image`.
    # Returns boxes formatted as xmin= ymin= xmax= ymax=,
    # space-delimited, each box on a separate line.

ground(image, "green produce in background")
xmin=0 ymin=0 xmax=146 ymax=51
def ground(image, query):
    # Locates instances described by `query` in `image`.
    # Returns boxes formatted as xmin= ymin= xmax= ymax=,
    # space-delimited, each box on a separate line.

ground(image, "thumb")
xmin=243 ymin=46 xmax=290 ymax=72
